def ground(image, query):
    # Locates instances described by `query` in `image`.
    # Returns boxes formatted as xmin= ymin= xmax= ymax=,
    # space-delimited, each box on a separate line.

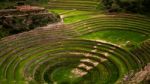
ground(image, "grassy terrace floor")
xmin=0 ymin=0 xmax=150 ymax=84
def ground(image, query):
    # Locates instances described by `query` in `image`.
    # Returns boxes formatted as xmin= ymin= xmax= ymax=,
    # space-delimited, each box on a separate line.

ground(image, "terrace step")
xmin=48 ymin=0 xmax=99 ymax=10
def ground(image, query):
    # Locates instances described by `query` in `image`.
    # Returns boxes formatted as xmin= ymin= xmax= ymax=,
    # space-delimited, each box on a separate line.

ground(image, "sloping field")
xmin=48 ymin=0 xmax=100 ymax=10
xmin=0 ymin=0 xmax=150 ymax=84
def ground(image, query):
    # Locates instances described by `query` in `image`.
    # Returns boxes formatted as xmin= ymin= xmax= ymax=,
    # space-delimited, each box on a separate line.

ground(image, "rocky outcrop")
xmin=0 ymin=5 xmax=61 ymax=38
xmin=122 ymin=63 xmax=150 ymax=84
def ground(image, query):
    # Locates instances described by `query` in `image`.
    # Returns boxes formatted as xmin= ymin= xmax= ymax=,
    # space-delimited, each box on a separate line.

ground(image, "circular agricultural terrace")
xmin=0 ymin=0 xmax=150 ymax=84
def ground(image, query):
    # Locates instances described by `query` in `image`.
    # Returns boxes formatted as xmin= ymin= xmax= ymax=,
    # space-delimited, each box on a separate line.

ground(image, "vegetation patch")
xmin=80 ymin=30 xmax=149 ymax=49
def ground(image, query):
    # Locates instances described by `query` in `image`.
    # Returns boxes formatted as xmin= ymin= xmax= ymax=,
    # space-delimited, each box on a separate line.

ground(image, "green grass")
xmin=49 ymin=9 xmax=92 ymax=15
xmin=64 ymin=15 xmax=90 ymax=24
xmin=80 ymin=30 xmax=149 ymax=48
xmin=49 ymin=9 xmax=69 ymax=14
xmin=49 ymin=9 xmax=100 ymax=24
xmin=63 ymin=10 xmax=95 ymax=24
xmin=51 ymin=67 xmax=79 ymax=84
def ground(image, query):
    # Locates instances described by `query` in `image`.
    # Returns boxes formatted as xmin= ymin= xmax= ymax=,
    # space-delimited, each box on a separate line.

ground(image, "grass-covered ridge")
xmin=0 ymin=0 xmax=150 ymax=84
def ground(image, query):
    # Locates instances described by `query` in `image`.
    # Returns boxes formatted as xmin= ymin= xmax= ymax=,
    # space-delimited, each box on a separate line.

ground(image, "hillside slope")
xmin=0 ymin=0 xmax=150 ymax=84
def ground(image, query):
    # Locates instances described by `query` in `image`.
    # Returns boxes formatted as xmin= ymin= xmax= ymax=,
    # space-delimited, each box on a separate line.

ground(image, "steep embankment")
xmin=0 ymin=6 xmax=60 ymax=38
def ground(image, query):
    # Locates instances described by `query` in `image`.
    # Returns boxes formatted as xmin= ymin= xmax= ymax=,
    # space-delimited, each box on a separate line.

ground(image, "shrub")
xmin=100 ymin=0 xmax=150 ymax=14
